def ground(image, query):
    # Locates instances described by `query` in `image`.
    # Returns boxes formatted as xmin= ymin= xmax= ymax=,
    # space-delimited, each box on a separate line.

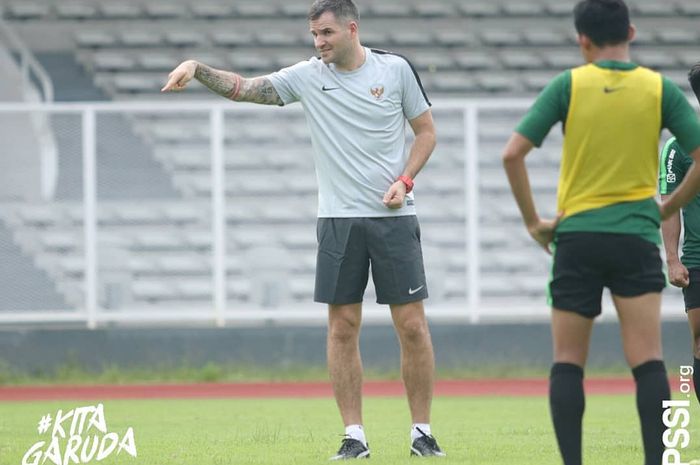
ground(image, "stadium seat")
xmin=55 ymin=3 xmax=98 ymax=20
xmin=235 ymin=3 xmax=280 ymax=17
xmin=75 ymin=31 xmax=118 ymax=48
xmin=663 ymin=71 xmax=692 ymax=91
xmin=368 ymin=3 xmax=414 ymax=17
xmin=543 ymin=51 xmax=583 ymax=70
xmin=499 ymin=51 xmax=545 ymax=69
xmin=452 ymin=52 xmax=495 ymax=70
xmin=501 ymin=2 xmax=545 ymax=16
xmin=279 ymin=4 xmax=310 ymax=18
xmin=183 ymin=230 xmax=212 ymax=250
xmin=132 ymin=231 xmax=186 ymax=251
xmin=256 ymin=31 xmax=303 ymax=47
xmin=114 ymin=205 xmax=167 ymax=225
xmin=92 ymin=52 xmax=137 ymax=72
xmin=413 ymin=3 xmax=455 ymax=17
xmin=544 ymin=1 xmax=576 ymax=16
xmin=113 ymin=74 xmax=167 ymax=94
xmin=389 ymin=31 xmax=435 ymax=47
xmin=211 ymin=30 xmax=255 ymax=47
xmin=480 ymin=30 xmax=523 ymax=47
xmin=677 ymin=51 xmax=700 ymax=68
xmin=634 ymin=50 xmax=679 ymax=69
xmin=119 ymin=31 xmax=164 ymax=48
xmin=655 ymin=29 xmax=697 ymax=45
xmin=228 ymin=52 xmax=276 ymax=72
xmin=18 ymin=206 xmax=64 ymax=228
xmin=144 ymin=3 xmax=189 ymax=19
xmin=227 ymin=279 xmax=252 ymax=301
xmin=41 ymin=232 xmax=79 ymax=252
xmin=132 ymin=280 xmax=176 ymax=301
xmin=521 ymin=72 xmax=555 ymax=92
xmin=289 ymin=276 xmax=314 ymax=301
xmin=56 ymin=256 xmax=85 ymax=278
xmin=457 ymin=2 xmax=501 ymax=17
xmin=632 ymin=3 xmax=679 ymax=16
xmin=165 ymin=31 xmax=207 ymax=48
xmin=128 ymin=256 xmax=160 ymax=275
xmin=6 ymin=2 xmax=50 ymax=20
xmin=630 ymin=29 xmax=657 ymax=46
xmin=407 ymin=51 xmax=454 ymax=71
xmin=157 ymin=255 xmax=209 ymax=275
xmin=99 ymin=3 xmax=143 ymax=19
xmin=274 ymin=50 xmax=313 ymax=69
xmin=434 ymin=30 xmax=477 ymax=48
xmin=136 ymin=51 xmax=181 ymax=72
xmin=190 ymin=2 xmax=236 ymax=19
xmin=278 ymin=229 xmax=316 ymax=249
xmin=523 ymin=30 xmax=570 ymax=46
xmin=360 ymin=30 xmax=389 ymax=48
xmin=677 ymin=1 xmax=700 ymax=15
xmin=476 ymin=74 xmax=520 ymax=93
xmin=284 ymin=174 xmax=318 ymax=195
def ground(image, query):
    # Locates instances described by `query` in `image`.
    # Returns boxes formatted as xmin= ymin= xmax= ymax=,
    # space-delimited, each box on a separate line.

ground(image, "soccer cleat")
xmin=330 ymin=436 xmax=370 ymax=460
xmin=410 ymin=428 xmax=446 ymax=457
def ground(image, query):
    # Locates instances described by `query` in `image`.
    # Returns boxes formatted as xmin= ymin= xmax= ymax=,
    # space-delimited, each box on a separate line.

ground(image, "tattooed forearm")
xmin=237 ymin=77 xmax=283 ymax=105
xmin=193 ymin=63 xmax=238 ymax=99
xmin=194 ymin=64 xmax=282 ymax=105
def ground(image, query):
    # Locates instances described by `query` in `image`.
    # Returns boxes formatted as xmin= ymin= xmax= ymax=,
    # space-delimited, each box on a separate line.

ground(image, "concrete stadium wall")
xmin=0 ymin=321 xmax=693 ymax=376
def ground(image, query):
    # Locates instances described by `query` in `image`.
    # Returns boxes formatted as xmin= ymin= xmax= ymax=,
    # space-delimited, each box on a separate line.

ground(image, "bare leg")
xmin=390 ymin=300 xmax=434 ymax=423
xmin=327 ymin=303 xmax=363 ymax=426
xmin=613 ymin=292 xmax=668 ymax=465
xmin=687 ymin=307 xmax=700 ymax=358
xmin=613 ymin=293 xmax=663 ymax=367
xmin=551 ymin=308 xmax=594 ymax=366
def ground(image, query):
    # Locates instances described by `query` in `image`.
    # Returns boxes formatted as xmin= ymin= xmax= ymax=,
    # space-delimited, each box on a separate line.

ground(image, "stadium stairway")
xmin=0 ymin=221 xmax=69 ymax=311
xmin=35 ymin=52 xmax=179 ymax=200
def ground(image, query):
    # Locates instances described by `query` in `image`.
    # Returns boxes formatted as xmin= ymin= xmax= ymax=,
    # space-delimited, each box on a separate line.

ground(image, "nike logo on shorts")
xmin=408 ymin=285 xmax=425 ymax=295
xmin=322 ymin=85 xmax=340 ymax=91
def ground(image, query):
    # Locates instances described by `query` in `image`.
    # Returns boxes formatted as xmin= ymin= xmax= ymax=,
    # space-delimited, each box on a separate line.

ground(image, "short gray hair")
xmin=308 ymin=0 xmax=359 ymax=22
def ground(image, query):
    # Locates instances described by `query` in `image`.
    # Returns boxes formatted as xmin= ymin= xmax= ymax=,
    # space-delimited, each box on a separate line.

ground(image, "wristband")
xmin=398 ymin=175 xmax=414 ymax=193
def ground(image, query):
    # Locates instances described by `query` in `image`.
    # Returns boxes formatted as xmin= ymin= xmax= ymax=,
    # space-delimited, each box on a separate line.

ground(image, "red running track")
xmin=0 ymin=378 xmax=682 ymax=402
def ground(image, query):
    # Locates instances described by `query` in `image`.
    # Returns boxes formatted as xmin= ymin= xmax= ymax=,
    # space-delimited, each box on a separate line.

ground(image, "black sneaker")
xmin=330 ymin=436 xmax=370 ymax=460
xmin=410 ymin=428 xmax=446 ymax=457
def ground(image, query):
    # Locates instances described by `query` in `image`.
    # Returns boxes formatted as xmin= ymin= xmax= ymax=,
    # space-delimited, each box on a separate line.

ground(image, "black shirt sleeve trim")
xmin=371 ymin=48 xmax=432 ymax=107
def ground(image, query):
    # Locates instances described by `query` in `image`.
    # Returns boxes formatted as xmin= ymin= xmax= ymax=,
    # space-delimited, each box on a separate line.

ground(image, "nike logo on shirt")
xmin=603 ymin=86 xmax=624 ymax=93
xmin=321 ymin=85 xmax=340 ymax=91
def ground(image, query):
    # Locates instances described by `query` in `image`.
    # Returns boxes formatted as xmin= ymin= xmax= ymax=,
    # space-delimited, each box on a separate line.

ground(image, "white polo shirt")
xmin=268 ymin=47 xmax=431 ymax=218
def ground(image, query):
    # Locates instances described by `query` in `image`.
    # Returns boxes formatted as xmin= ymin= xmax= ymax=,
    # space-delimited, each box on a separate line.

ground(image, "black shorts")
xmin=682 ymin=268 xmax=700 ymax=311
xmin=314 ymin=216 xmax=428 ymax=305
xmin=549 ymin=232 xmax=665 ymax=318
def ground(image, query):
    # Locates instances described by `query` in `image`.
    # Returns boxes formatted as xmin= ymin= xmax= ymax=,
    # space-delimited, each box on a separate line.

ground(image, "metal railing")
xmin=0 ymin=18 xmax=54 ymax=102
xmin=0 ymin=99 xmax=685 ymax=327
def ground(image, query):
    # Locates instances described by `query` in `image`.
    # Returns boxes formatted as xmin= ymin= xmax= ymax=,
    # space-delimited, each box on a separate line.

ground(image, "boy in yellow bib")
xmin=502 ymin=1 xmax=700 ymax=464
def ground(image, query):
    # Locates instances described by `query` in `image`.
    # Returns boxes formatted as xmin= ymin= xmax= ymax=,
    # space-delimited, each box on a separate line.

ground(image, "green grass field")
xmin=3 ymin=394 xmax=700 ymax=465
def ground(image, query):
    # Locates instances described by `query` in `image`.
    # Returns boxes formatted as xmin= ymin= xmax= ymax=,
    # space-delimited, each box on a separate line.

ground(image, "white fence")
xmin=0 ymin=99 xmax=684 ymax=327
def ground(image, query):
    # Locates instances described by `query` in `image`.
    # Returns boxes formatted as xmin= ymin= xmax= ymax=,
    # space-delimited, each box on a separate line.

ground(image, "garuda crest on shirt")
xmin=370 ymin=84 xmax=384 ymax=100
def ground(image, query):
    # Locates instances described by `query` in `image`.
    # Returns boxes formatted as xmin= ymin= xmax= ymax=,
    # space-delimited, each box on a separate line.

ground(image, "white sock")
xmin=411 ymin=423 xmax=431 ymax=442
xmin=345 ymin=424 xmax=367 ymax=446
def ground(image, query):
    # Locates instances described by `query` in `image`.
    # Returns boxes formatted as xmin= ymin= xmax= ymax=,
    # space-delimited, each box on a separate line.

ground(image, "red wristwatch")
xmin=398 ymin=175 xmax=414 ymax=193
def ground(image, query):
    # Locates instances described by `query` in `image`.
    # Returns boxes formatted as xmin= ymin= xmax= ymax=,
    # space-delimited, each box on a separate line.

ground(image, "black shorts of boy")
xmin=549 ymin=232 xmax=665 ymax=318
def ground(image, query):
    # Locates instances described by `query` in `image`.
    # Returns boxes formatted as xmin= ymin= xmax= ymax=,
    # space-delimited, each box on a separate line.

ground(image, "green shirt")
xmin=515 ymin=61 xmax=700 ymax=243
xmin=659 ymin=137 xmax=700 ymax=268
